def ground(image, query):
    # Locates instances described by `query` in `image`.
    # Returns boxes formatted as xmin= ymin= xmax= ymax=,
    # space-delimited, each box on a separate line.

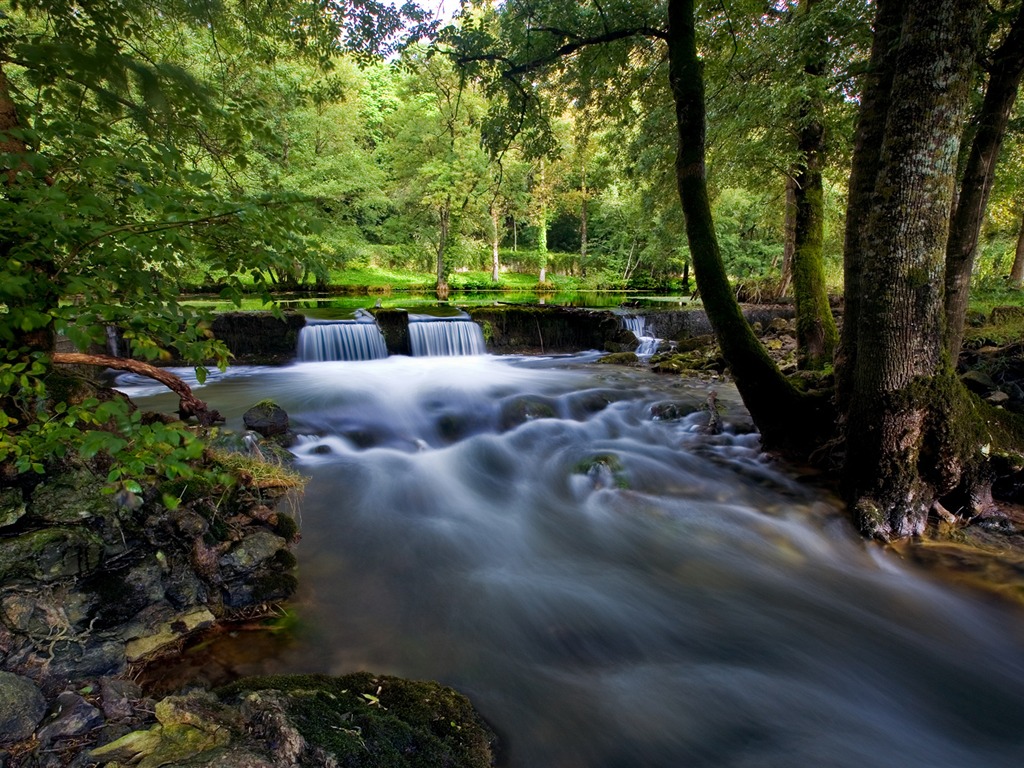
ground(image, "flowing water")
xmin=620 ymin=314 xmax=662 ymax=358
xmin=119 ymin=354 xmax=1024 ymax=768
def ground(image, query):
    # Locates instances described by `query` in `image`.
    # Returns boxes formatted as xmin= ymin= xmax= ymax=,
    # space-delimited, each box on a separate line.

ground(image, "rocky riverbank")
xmin=0 ymin=398 xmax=496 ymax=767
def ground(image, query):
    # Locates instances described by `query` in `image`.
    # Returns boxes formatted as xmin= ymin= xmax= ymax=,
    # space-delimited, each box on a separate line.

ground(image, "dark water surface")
xmin=120 ymin=355 xmax=1024 ymax=768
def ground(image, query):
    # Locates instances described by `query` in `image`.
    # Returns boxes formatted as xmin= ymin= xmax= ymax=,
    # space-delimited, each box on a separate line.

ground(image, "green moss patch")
xmin=218 ymin=672 xmax=495 ymax=768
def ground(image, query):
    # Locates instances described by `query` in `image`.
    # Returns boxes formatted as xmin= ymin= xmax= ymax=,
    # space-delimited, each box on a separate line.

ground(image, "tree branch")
xmin=51 ymin=353 xmax=224 ymax=426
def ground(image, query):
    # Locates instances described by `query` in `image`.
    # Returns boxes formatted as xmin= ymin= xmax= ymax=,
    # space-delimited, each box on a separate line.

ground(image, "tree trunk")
xmin=843 ymin=0 xmax=985 ymax=540
xmin=666 ymin=0 xmax=822 ymax=453
xmin=791 ymin=0 xmax=838 ymax=370
xmin=580 ymin=160 xmax=588 ymax=276
xmin=943 ymin=2 xmax=1024 ymax=358
xmin=1011 ymin=210 xmax=1024 ymax=287
xmin=436 ymin=198 xmax=451 ymax=299
xmin=836 ymin=0 xmax=906 ymax=407
xmin=537 ymin=158 xmax=548 ymax=283
xmin=490 ymin=204 xmax=501 ymax=282
xmin=777 ymin=173 xmax=797 ymax=298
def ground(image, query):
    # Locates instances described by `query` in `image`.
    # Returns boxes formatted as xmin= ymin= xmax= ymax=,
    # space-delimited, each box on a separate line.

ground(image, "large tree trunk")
xmin=836 ymin=0 xmax=906 ymax=407
xmin=843 ymin=0 xmax=985 ymax=540
xmin=791 ymin=0 xmax=838 ymax=370
xmin=666 ymin=0 xmax=825 ymax=453
xmin=943 ymin=3 xmax=1024 ymax=358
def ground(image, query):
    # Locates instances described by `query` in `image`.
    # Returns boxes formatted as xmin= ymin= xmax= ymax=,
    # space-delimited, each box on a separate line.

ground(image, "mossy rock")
xmin=27 ymin=468 xmax=111 ymax=524
xmin=597 ymin=352 xmax=639 ymax=366
xmin=217 ymin=672 xmax=496 ymax=768
xmin=0 ymin=487 xmax=26 ymax=528
xmin=498 ymin=396 xmax=557 ymax=430
xmin=0 ymin=526 xmax=104 ymax=582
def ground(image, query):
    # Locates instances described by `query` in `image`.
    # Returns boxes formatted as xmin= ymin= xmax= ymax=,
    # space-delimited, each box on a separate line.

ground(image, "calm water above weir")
xmin=120 ymin=355 xmax=1024 ymax=768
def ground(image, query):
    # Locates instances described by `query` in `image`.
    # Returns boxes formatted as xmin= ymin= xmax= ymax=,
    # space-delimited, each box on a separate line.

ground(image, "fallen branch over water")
xmin=51 ymin=352 xmax=224 ymax=426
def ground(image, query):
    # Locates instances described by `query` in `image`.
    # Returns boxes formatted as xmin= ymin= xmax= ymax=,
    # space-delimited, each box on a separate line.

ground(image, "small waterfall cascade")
xmin=408 ymin=313 xmax=487 ymax=357
xmin=621 ymin=314 xmax=661 ymax=357
xmin=297 ymin=311 xmax=388 ymax=362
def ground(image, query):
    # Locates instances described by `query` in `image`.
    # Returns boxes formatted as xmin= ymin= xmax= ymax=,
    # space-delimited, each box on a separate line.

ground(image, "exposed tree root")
xmin=51 ymin=352 xmax=224 ymax=426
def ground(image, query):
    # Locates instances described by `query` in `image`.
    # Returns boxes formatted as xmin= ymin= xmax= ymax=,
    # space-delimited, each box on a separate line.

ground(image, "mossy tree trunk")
xmin=842 ymin=0 xmax=986 ymax=540
xmin=777 ymin=173 xmax=797 ymax=298
xmin=791 ymin=0 xmax=838 ymax=370
xmin=836 ymin=0 xmax=905 ymax=407
xmin=666 ymin=0 xmax=825 ymax=453
xmin=1011 ymin=210 xmax=1024 ymax=287
xmin=943 ymin=2 xmax=1024 ymax=358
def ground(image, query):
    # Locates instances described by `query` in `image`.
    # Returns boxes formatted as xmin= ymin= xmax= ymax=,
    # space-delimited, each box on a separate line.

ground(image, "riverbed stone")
xmin=46 ymin=640 xmax=126 ymax=682
xmin=0 ymin=671 xmax=47 ymax=742
xmin=242 ymin=401 xmax=290 ymax=438
xmin=36 ymin=692 xmax=105 ymax=746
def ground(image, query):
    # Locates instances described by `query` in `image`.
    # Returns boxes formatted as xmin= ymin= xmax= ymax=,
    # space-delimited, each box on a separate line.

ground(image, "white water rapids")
xmin=118 ymin=354 xmax=1024 ymax=767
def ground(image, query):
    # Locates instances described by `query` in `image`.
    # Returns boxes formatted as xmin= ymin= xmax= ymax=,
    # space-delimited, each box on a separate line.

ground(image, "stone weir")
xmin=205 ymin=305 xmax=798 ymax=361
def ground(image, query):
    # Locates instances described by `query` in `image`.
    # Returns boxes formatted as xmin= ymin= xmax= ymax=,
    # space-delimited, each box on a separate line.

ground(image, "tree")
xmin=450 ymin=0 xmax=1019 ymax=539
xmin=383 ymin=52 xmax=491 ymax=296
xmin=0 ymin=0 xmax=432 ymax=485
xmin=943 ymin=1 xmax=1024 ymax=357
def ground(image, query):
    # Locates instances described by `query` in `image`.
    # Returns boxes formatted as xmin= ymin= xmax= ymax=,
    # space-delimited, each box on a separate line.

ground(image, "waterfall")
xmin=408 ymin=315 xmax=487 ymax=357
xmin=297 ymin=317 xmax=388 ymax=362
xmin=621 ymin=314 xmax=661 ymax=358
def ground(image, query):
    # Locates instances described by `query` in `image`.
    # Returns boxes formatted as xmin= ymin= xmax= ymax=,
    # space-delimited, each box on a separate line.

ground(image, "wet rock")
xmin=242 ymin=401 xmax=290 ymax=438
xmin=650 ymin=401 xmax=698 ymax=421
xmin=597 ymin=352 xmax=639 ymax=366
xmin=124 ymin=607 xmax=216 ymax=662
xmin=37 ymin=692 xmax=104 ymax=746
xmin=603 ymin=328 xmax=640 ymax=353
xmin=219 ymin=531 xmax=286 ymax=576
xmin=0 ymin=671 xmax=47 ymax=742
xmin=499 ymin=396 xmax=557 ymax=430
xmin=0 ymin=488 xmax=26 ymax=529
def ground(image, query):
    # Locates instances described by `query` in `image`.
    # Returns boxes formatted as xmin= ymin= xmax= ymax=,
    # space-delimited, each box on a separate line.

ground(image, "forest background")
xmin=4 ymin=0 xmax=1024 ymax=539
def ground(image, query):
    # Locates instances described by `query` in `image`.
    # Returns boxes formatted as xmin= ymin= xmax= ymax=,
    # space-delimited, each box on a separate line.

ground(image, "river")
xmin=119 ymin=353 xmax=1024 ymax=767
